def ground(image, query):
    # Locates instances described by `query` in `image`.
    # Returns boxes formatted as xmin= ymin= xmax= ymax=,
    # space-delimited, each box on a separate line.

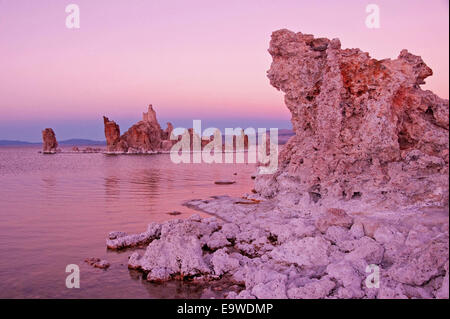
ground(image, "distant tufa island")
xmin=1 ymin=104 xmax=294 ymax=153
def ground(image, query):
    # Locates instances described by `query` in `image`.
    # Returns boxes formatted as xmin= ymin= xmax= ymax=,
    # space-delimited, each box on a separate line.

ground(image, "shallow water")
xmin=0 ymin=146 xmax=256 ymax=298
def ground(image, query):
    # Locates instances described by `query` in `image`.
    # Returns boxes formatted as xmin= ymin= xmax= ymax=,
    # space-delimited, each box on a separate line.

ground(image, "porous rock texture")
xmin=255 ymin=29 xmax=449 ymax=211
xmin=108 ymin=195 xmax=449 ymax=299
xmin=103 ymin=104 xmax=176 ymax=153
xmin=42 ymin=128 xmax=58 ymax=154
xmin=106 ymin=30 xmax=449 ymax=299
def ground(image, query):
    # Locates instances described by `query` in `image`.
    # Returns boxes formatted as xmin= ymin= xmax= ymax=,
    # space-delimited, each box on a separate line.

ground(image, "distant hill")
xmin=58 ymin=139 xmax=106 ymax=146
xmin=0 ymin=140 xmax=37 ymax=146
xmin=0 ymin=131 xmax=293 ymax=147
xmin=0 ymin=139 xmax=105 ymax=146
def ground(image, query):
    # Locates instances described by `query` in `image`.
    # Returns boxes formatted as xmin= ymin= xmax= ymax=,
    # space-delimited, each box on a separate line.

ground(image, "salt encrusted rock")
xmin=287 ymin=277 xmax=335 ymax=299
xmin=265 ymin=218 xmax=316 ymax=244
xmin=130 ymin=234 xmax=211 ymax=282
xmin=220 ymin=223 xmax=241 ymax=240
xmin=106 ymin=222 xmax=161 ymax=249
xmin=255 ymin=29 xmax=449 ymax=210
xmin=343 ymin=237 xmax=384 ymax=265
xmin=42 ymin=128 xmax=58 ymax=153
xmin=269 ymin=236 xmax=330 ymax=267
xmin=108 ymin=194 xmax=448 ymax=299
xmin=226 ymin=290 xmax=256 ymax=299
xmin=203 ymin=231 xmax=231 ymax=250
xmin=349 ymin=222 xmax=365 ymax=239
xmin=324 ymin=226 xmax=352 ymax=244
xmin=388 ymin=235 xmax=448 ymax=286
xmin=85 ymin=258 xmax=110 ymax=269
xmin=435 ymin=261 xmax=449 ymax=299
xmin=251 ymin=278 xmax=288 ymax=299
xmin=210 ymin=248 xmax=240 ymax=276
xmin=326 ymin=261 xmax=364 ymax=298
xmin=315 ymin=208 xmax=353 ymax=233
xmin=373 ymin=225 xmax=405 ymax=245
xmin=404 ymin=224 xmax=436 ymax=247
xmin=108 ymin=231 xmax=128 ymax=240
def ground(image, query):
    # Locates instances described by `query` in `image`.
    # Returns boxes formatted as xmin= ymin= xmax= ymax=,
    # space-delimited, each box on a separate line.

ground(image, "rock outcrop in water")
xmin=255 ymin=29 xmax=449 ymax=210
xmin=103 ymin=105 xmax=253 ymax=154
xmin=103 ymin=105 xmax=175 ymax=153
xmin=42 ymin=128 xmax=58 ymax=154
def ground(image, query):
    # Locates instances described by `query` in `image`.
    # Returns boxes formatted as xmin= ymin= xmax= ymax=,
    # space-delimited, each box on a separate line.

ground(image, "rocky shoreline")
xmin=105 ymin=194 xmax=448 ymax=299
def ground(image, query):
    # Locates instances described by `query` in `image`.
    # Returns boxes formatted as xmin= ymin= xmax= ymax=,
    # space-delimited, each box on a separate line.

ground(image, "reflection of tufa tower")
xmin=142 ymin=104 xmax=157 ymax=123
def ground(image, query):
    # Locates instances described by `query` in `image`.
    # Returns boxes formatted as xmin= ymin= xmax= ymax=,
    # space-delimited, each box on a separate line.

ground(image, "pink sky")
xmin=0 ymin=0 xmax=448 ymax=140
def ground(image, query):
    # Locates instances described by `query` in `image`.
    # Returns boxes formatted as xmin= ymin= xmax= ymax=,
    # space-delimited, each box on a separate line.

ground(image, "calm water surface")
xmin=0 ymin=146 xmax=256 ymax=298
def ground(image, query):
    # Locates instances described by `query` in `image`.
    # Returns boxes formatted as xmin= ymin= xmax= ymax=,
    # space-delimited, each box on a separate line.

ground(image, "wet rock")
xmin=214 ymin=180 xmax=236 ymax=185
xmin=85 ymin=258 xmax=110 ymax=269
xmin=108 ymin=231 xmax=128 ymax=240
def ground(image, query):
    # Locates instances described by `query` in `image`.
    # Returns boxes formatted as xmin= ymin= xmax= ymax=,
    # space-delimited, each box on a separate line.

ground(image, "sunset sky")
xmin=0 ymin=0 xmax=448 ymax=141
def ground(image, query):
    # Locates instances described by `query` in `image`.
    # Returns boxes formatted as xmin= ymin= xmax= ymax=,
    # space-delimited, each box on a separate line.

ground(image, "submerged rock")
xmin=214 ymin=180 xmax=236 ymax=185
xmin=85 ymin=258 xmax=110 ymax=269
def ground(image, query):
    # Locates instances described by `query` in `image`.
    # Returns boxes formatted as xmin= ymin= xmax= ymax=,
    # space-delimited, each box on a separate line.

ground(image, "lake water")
xmin=0 ymin=146 xmax=256 ymax=298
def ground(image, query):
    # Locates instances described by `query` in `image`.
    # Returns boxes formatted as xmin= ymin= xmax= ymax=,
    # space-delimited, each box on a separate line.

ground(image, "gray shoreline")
xmin=106 ymin=194 xmax=449 ymax=299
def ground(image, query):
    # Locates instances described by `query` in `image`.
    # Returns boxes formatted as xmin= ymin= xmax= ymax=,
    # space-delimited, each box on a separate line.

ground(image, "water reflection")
xmin=104 ymin=176 xmax=120 ymax=199
xmin=0 ymin=147 xmax=256 ymax=298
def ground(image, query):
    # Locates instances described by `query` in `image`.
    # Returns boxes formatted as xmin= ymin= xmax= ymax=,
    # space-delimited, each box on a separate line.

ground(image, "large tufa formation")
xmin=42 ymin=128 xmax=58 ymax=154
xmin=103 ymin=105 xmax=250 ymax=154
xmin=103 ymin=104 xmax=175 ymax=153
xmin=255 ymin=29 xmax=449 ymax=209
